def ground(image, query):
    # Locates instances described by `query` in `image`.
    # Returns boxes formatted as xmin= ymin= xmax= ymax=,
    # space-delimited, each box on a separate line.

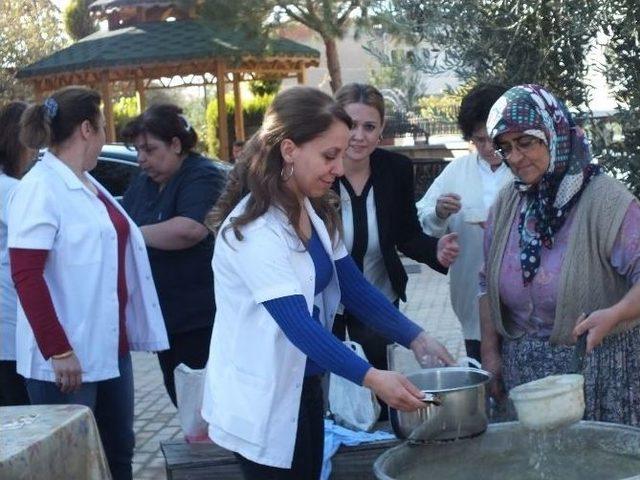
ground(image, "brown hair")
xmin=334 ymin=83 xmax=385 ymax=122
xmin=0 ymin=101 xmax=29 ymax=178
xmin=121 ymin=103 xmax=198 ymax=154
xmin=206 ymin=86 xmax=352 ymax=244
xmin=20 ymin=86 xmax=102 ymax=149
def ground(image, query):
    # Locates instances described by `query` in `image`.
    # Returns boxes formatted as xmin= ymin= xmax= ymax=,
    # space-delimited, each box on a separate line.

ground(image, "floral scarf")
xmin=486 ymin=84 xmax=602 ymax=284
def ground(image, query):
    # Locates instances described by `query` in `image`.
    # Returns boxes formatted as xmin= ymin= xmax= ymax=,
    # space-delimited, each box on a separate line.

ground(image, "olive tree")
xmin=0 ymin=0 xmax=68 ymax=102
xmin=370 ymin=0 xmax=605 ymax=108
xmin=201 ymin=0 xmax=373 ymax=92
xmin=595 ymin=0 xmax=640 ymax=196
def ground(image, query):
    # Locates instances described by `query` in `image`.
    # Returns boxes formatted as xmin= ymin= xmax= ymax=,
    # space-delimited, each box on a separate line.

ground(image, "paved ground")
xmin=131 ymin=259 xmax=464 ymax=479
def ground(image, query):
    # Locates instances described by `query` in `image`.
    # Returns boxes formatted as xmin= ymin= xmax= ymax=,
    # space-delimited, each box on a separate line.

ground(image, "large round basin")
xmin=374 ymin=421 xmax=640 ymax=480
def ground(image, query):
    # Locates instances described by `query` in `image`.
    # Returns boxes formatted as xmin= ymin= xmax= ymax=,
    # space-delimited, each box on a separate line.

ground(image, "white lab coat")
xmin=202 ymin=195 xmax=347 ymax=468
xmin=8 ymin=151 xmax=168 ymax=382
xmin=416 ymin=153 xmax=512 ymax=340
xmin=0 ymin=173 xmax=19 ymax=360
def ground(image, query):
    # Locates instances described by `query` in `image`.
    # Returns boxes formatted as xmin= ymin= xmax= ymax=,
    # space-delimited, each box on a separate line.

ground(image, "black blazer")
xmin=332 ymin=148 xmax=446 ymax=302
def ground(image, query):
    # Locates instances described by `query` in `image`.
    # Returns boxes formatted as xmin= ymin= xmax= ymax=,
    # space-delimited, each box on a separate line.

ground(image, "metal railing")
xmin=383 ymin=116 xmax=460 ymax=141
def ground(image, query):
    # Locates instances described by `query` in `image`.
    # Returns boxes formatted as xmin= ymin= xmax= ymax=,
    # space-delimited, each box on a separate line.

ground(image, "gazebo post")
xmin=101 ymin=75 xmax=116 ymax=142
xmin=216 ymin=61 xmax=229 ymax=161
xmin=135 ymin=74 xmax=146 ymax=113
xmin=297 ymin=67 xmax=307 ymax=85
xmin=233 ymin=73 xmax=245 ymax=142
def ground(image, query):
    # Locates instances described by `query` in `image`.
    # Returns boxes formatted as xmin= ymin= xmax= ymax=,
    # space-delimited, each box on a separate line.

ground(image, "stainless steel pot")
xmin=389 ymin=367 xmax=492 ymax=442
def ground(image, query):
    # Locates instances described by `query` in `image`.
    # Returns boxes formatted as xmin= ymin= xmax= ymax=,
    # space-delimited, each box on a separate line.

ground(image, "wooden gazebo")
xmin=16 ymin=0 xmax=320 ymax=159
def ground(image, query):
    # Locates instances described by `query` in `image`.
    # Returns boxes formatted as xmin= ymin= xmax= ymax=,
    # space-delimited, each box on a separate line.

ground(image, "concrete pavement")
xmin=130 ymin=259 xmax=464 ymax=479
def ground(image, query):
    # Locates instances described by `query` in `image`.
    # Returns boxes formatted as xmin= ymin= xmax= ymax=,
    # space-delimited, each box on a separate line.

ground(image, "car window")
xmin=90 ymin=158 xmax=139 ymax=200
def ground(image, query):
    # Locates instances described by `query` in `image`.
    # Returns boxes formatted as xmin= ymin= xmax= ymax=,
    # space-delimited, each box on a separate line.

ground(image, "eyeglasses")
xmin=495 ymin=135 xmax=544 ymax=162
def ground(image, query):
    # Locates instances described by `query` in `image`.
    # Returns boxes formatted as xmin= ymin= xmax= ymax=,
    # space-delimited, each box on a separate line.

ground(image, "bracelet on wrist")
xmin=51 ymin=350 xmax=74 ymax=360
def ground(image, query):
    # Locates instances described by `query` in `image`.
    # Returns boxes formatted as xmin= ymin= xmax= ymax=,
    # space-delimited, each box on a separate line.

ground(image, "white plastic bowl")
xmin=509 ymin=374 xmax=585 ymax=430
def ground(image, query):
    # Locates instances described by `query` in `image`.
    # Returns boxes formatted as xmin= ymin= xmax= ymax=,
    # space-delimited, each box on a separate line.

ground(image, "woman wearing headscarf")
xmin=479 ymin=84 xmax=640 ymax=425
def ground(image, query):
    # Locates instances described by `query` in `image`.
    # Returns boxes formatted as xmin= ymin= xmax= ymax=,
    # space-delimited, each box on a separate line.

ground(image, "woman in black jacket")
xmin=332 ymin=83 xmax=459 ymax=376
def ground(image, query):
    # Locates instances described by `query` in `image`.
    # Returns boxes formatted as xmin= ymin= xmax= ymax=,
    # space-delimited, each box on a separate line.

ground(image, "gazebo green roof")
xmin=17 ymin=20 xmax=320 ymax=79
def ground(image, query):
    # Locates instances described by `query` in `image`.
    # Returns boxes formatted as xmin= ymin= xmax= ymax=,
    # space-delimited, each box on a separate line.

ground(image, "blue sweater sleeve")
xmin=336 ymin=255 xmax=423 ymax=348
xmin=262 ymin=295 xmax=372 ymax=385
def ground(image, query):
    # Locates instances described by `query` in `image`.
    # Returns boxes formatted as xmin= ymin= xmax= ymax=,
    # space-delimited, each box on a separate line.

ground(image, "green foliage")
xmin=417 ymin=84 xmax=473 ymax=122
xmin=372 ymin=0 xmax=605 ymax=108
xmin=368 ymin=0 xmax=640 ymax=195
xmin=592 ymin=0 xmax=640 ymax=196
xmin=0 ymin=0 xmax=68 ymax=102
xmin=113 ymin=96 xmax=139 ymax=141
xmin=417 ymin=94 xmax=460 ymax=123
xmin=199 ymin=0 xmax=272 ymax=39
xmin=369 ymin=50 xmax=425 ymax=116
xmin=242 ymin=94 xmax=274 ymax=120
xmin=200 ymin=0 xmax=373 ymax=92
xmin=63 ymin=0 xmax=97 ymax=41
xmin=205 ymin=93 xmax=233 ymax=156
xmin=182 ymin=97 xmax=209 ymax=155
xmin=205 ymin=93 xmax=274 ymax=157
xmin=249 ymin=77 xmax=282 ymax=97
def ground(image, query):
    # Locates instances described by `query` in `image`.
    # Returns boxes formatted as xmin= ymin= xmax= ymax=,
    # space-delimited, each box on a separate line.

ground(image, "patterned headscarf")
xmin=486 ymin=84 xmax=602 ymax=284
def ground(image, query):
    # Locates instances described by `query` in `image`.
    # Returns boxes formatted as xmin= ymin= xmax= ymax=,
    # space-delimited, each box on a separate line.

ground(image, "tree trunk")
xmin=324 ymin=37 xmax=343 ymax=93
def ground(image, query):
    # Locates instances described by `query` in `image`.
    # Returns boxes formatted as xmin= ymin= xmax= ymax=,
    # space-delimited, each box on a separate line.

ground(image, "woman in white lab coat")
xmin=202 ymin=86 xmax=454 ymax=479
xmin=9 ymin=86 xmax=168 ymax=480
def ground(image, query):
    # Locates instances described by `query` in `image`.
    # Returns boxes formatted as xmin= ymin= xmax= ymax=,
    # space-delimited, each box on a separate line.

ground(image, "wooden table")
xmin=162 ymin=433 xmax=400 ymax=479
xmin=0 ymin=404 xmax=111 ymax=480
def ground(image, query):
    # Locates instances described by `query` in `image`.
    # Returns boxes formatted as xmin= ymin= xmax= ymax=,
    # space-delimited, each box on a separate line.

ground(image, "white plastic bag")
xmin=174 ymin=363 xmax=209 ymax=442
xmin=328 ymin=340 xmax=381 ymax=431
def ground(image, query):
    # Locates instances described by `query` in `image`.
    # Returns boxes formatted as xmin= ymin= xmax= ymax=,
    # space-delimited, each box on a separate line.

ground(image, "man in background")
xmin=416 ymin=84 xmax=512 ymax=363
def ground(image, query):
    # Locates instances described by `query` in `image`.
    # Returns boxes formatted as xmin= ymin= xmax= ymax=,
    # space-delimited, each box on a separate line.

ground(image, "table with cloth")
xmin=0 ymin=404 xmax=111 ymax=480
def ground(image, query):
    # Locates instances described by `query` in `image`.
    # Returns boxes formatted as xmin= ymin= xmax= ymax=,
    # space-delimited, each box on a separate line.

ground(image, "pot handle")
xmin=422 ymin=392 xmax=442 ymax=406
xmin=458 ymin=356 xmax=482 ymax=369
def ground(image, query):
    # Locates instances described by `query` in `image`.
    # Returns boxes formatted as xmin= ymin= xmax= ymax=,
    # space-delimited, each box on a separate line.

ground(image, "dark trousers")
xmin=332 ymin=301 xmax=400 ymax=421
xmin=158 ymin=326 xmax=213 ymax=407
xmin=0 ymin=360 xmax=29 ymax=406
xmin=465 ymin=339 xmax=482 ymax=364
xmin=26 ymin=354 xmax=135 ymax=480
xmin=235 ymin=375 xmax=324 ymax=480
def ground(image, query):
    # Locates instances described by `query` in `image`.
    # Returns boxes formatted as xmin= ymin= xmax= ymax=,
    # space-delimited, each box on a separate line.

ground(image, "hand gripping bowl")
xmin=509 ymin=374 xmax=585 ymax=430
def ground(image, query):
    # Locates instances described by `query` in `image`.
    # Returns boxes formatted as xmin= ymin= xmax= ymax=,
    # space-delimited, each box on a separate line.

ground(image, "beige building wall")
xmin=279 ymin=24 xmax=459 ymax=94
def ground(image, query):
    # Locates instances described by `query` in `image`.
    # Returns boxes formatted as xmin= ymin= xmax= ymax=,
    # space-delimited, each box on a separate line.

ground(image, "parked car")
xmin=90 ymin=144 xmax=141 ymax=199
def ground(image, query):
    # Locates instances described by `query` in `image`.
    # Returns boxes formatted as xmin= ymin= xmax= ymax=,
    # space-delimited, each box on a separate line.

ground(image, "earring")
xmin=280 ymin=163 xmax=294 ymax=182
